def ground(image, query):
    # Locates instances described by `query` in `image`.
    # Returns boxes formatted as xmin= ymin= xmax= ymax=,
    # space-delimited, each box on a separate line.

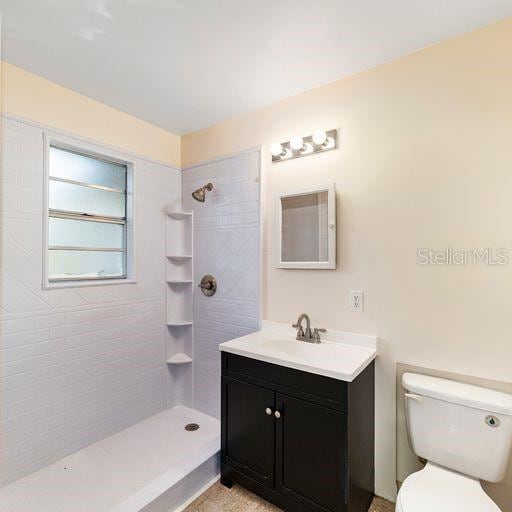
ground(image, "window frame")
xmin=42 ymin=133 xmax=137 ymax=289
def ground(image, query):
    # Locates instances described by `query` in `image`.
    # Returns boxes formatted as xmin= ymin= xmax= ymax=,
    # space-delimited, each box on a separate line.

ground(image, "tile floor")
xmin=184 ymin=482 xmax=395 ymax=512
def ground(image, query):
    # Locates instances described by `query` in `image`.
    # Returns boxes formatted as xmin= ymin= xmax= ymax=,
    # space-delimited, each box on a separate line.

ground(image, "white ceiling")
xmin=1 ymin=1 xmax=511 ymax=135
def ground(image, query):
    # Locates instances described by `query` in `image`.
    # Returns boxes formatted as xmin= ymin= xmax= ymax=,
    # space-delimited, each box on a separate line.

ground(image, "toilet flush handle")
xmin=405 ymin=393 xmax=424 ymax=404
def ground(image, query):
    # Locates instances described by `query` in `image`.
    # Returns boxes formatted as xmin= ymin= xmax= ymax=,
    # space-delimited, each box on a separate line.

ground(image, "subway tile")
xmin=0 ymin=328 xmax=50 ymax=350
xmin=0 ymin=118 xmax=178 ymax=484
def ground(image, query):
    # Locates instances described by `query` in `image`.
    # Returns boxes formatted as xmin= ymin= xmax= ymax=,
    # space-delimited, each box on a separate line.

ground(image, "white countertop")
xmin=219 ymin=321 xmax=378 ymax=382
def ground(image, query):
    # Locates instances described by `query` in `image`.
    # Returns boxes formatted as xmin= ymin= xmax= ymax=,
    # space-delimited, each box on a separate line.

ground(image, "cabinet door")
xmin=276 ymin=394 xmax=348 ymax=512
xmin=222 ymin=377 xmax=275 ymax=487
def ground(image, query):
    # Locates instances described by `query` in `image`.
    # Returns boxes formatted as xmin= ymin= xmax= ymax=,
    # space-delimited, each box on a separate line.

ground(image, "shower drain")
xmin=185 ymin=423 xmax=200 ymax=432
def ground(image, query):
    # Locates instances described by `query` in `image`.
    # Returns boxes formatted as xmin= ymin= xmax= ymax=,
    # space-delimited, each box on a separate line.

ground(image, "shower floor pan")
xmin=0 ymin=406 xmax=220 ymax=512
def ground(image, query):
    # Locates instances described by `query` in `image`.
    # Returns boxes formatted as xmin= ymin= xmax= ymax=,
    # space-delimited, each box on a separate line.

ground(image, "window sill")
xmin=42 ymin=278 xmax=138 ymax=290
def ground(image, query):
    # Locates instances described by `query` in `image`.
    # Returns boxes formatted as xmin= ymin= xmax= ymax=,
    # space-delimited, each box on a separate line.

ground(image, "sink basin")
xmin=219 ymin=324 xmax=377 ymax=382
xmin=259 ymin=338 xmax=365 ymax=360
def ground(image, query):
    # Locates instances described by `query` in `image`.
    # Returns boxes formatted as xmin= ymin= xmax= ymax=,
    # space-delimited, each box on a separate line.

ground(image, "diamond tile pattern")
xmin=0 ymin=117 xmax=181 ymax=486
xmin=182 ymin=151 xmax=261 ymax=418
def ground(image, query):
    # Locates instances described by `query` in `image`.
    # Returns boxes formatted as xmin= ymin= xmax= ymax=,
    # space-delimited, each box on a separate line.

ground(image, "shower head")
xmin=191 ymin=183 xmax=213 ymax=202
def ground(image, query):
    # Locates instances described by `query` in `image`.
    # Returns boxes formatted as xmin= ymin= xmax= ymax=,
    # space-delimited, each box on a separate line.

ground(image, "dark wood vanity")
xmin=220 ymin=352 xmax=375 ymax=512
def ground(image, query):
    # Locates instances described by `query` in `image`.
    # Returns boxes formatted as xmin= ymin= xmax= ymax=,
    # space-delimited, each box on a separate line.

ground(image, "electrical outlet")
xmin=350 ymin=290 xmax=364 ymax=312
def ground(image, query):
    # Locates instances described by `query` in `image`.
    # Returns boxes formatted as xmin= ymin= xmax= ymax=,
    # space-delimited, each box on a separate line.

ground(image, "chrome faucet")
xmin=293 ymin=313 xmax=312 ymax=340
xmin=292 ymin=314 xmax=326 ymax=343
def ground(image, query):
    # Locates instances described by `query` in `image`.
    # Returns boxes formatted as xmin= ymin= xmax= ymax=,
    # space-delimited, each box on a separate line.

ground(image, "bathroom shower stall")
xmin=0 ymin=113 xmax=261 ymax=511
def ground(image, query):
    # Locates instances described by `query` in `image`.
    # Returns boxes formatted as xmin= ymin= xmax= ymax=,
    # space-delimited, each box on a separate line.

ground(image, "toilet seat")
xmin=396 ymin=463 xmax=501 ymax=512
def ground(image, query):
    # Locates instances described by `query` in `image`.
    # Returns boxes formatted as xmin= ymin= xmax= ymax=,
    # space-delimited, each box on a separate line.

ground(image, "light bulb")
xmin=312 ymin=130 xmax=327 ymax=146
xmin=270 ymin=142 xmax=284 ymax=157
xmin=290 ymin=136 xmax=305 ymax=151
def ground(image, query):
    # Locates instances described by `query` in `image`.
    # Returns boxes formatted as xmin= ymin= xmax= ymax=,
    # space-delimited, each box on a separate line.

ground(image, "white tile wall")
xmin=182 ymin=150 xmax=261 ymax=418
xmin=0 ymin=116 xmax=182 ymax=486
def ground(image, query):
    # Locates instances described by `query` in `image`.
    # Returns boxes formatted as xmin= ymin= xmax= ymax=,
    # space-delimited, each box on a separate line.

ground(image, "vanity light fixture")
xmin=270 ymin=129 xmax=337 ymax=163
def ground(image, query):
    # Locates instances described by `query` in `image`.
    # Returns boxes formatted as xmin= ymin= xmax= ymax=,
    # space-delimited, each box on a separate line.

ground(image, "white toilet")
xmin=397 ymin=372 xmax=512 ymax=512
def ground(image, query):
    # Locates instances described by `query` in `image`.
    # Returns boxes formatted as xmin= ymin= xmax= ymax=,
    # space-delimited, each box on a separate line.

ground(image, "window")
xmin=47 ymin=145 xmax=129 ymax=283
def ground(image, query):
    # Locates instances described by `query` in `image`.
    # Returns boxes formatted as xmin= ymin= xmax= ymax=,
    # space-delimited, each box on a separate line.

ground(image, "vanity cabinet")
xmin=221 ymin=353 xmax=375 ymax=512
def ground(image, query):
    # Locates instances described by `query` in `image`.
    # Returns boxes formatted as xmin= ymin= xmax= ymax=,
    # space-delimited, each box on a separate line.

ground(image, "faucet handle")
xmin=312 ymin=327 xmax=326 ymax=343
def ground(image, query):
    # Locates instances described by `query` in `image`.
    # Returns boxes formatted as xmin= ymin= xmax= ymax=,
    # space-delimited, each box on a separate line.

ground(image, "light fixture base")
xmin=271 ymin=129 xmax=338 ymax=163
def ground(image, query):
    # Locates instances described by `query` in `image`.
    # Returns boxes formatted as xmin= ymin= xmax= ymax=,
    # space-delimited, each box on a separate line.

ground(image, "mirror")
xmin=276 ymin=184 xmax=336 ymax=269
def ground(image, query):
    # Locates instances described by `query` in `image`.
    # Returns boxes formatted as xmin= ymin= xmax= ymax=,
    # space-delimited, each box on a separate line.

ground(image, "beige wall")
xmin=182 ymin=18 xmax=512 ymax=503
xmin=1 ymin=62 xmax=180 ymax=167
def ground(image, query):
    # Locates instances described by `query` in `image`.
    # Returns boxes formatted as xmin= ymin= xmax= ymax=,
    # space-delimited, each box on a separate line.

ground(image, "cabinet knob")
xmin=265 ymin=408 xmax=273 ymax=416
xmin=274 ymin=411 xmax=281 ymax=419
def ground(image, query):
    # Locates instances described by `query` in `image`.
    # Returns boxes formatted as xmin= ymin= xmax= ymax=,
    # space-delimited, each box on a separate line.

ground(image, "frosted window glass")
xmin=50 ymin=146 xmax=126 ymax=190
xmin=48 ymin=145 xmax=129 ymax=282
xmin=49 ymin=217 xmax=124 ymax=249
xmin=49 ymin=180 xmax=126 ymax=218
xmin=48 ymin=251 xmax=124 ymax=280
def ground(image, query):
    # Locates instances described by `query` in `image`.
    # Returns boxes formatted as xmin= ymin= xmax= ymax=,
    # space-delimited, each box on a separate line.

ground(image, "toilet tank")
xmin=402 ymin=372 xmax=512 ymax=482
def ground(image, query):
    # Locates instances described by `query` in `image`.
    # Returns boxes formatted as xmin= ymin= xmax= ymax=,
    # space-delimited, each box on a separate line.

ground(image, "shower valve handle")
xmin=198 ymin=275 xmax=217 ymax=297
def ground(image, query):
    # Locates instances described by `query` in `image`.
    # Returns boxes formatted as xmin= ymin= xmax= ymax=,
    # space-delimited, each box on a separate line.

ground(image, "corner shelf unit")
xmin=165 ymin=210 xmax=193 ymax=369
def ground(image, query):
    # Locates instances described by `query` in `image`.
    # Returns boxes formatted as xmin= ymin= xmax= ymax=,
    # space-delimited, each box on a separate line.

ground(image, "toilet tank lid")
xmin=402 ymin=373 xmax=512 ymax=415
